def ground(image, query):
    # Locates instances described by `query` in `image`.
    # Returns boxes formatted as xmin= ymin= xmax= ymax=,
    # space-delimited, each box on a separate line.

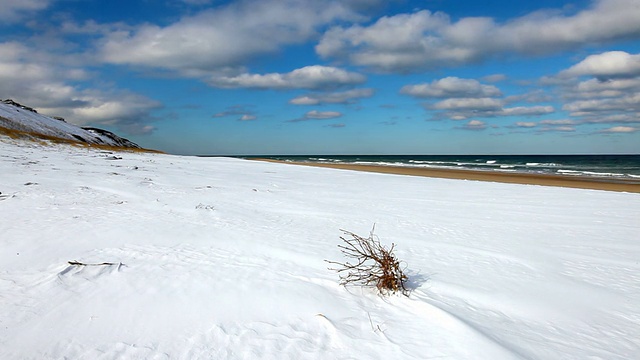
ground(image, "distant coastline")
xmin=242 ymin=154 xmax=640 ymax=180
xmin=250 ymin=155 xmax=640 ymax=193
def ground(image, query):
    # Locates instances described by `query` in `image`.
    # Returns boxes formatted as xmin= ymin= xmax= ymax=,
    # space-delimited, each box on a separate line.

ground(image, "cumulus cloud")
xmin=562 ymin=94 xmax=640 ymax=115
xmin=571 ymin=78 xmax=640 ymax=98
xmin=400 ymin=77 xmax=501 ymax=98
xmin=316 ymin=0 xmax=640 ymax=72
xmin=207 ymin=66 xmax=366 ymax=90
xmin=289 ymin=88 xmax=374 ymax=105
xmin=539 ymin=51 xmax=640 ymax=129
xmin=289 ymin=110 xmax=343 ymax=122
xmin=560 ymin=51 xmax=640 ymax=79
xmin=0 ymin=0 xmax=49 ymax=22
xmin=37 ymin=92 xmax=161 ymax=132
xmin=0 ymin=42 xmax=161 ymax=134
xmin=100 ymin=0 xmax=363 ymax=75
xmin=402 ymin=76 xmax=555 ymax=120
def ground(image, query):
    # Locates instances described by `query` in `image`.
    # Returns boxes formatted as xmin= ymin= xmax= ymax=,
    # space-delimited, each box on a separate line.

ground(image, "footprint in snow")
xmin=0 ymin=192 xmax=14 ymax=201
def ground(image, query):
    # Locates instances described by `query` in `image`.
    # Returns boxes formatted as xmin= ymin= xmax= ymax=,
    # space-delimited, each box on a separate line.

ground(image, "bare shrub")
xmin=326 ymin=227 xmax=409 ymax=296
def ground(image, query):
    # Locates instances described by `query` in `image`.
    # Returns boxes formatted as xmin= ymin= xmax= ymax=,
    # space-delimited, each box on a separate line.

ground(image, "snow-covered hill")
xmin=1 ymin=139 xmax=639 ymax=359
xmin=0 ymin=99 xmax=140 ymax=148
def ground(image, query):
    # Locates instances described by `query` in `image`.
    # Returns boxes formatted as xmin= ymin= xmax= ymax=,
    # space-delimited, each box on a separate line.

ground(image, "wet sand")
xmin=255 ymin=159 xmax=640 ymax=193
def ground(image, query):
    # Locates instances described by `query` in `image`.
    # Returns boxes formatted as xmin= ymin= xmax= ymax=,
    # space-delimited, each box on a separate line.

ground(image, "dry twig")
xmin=326 ymin=227 xmax=409 ymax=296
xmin=68 ymin=261 xmax=121 ymax=266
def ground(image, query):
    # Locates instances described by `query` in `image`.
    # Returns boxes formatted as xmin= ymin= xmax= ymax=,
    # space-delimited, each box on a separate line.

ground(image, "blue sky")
xmin=1 ymin=0 xmax=639 ymax=155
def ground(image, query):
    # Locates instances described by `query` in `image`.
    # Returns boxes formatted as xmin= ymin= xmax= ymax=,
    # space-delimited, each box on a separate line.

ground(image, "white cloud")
xmin=399 ymin=76 xmax=554 ymax=121
xmin=561 ymin=51 xmax=640 ymax=79
xmin=289 ymin=110 xmax=343 ymax=122
xmin=433 ymin=98 xmax=503 ymax=111
xmin=0 ymin=42 xmax=160 ymax=133
xmin=580 ymin=113 xmax=640 ymax=124
xmin=540 ymin=119 xmax=579 ymax=125
xmin=548 ymin=52 xmax=640 ymax=128
xmin=515 ymin=122 xmax=537 ymax=128
xmin=207 ymin=66 xmax=366 ymax=90
xmin=288 ymin=96 xmax=319 ymax=105
xmin=534 ymin=119 xmax=581 ymax=133
xmin=317 ymin=0 xmax=640 ymax=72
xmin=0 ymin=0 xmax=49 ymax=22
xmin=289 ymin=88 xmax=374 ymax=105
xmin=574 ymin=78 xmax=640 ymax=97
xmin=540 ymin=126 xmax=576 ymax=132
xmin=501 ymin=106 xmax=555 ymax=116
xmin=100 ymin=0 xmax=362 ymax=74
xmin=304 ymin=110 xmax=342 ymax=119
xmin=563 ymin=93 xmax=640 ymax=114
xmin=239 ymin=114 xmax=257 ymax=121
xmin=37 ymin=92 xmax=161 ymax=130
xmin=400 ymin=77 xmax=501 ymax=98
xmin=599 ymin=126 xmax=637 ymax=133
xmin=460 ymin=120 xmax=486 ymax=130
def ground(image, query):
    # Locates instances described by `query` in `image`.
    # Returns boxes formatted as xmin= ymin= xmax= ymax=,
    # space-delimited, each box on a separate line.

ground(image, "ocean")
xmin=246 ymin=155 xmax=640 ymax=181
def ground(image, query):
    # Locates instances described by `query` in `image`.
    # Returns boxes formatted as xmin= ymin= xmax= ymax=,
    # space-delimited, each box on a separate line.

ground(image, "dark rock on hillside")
xmin=2 ymin=99 xmax=38 ymax=113
xmin=82 ymin=127 xmax=141 ymax=149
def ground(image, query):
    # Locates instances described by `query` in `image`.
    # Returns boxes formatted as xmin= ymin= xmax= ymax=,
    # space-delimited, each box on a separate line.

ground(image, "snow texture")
xmin=1 ymin=138 xmax=639 ymax=359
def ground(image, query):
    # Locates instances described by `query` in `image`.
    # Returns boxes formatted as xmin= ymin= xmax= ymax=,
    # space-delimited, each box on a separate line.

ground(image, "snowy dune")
xmin=0 ymin=102 xmax=140 ymax=148
xmin=1 ymin=139 xmax=639 ymax=359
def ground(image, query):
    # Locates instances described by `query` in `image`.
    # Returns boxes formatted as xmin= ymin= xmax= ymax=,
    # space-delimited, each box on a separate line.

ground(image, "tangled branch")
xmin=326 ymin=227 xmax=409 ymax=296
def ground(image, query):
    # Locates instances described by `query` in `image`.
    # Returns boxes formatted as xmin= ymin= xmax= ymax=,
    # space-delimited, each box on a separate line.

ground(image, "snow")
xmin=0 ymin=102 xmax=128 ymax=147
xmin=1 ymin=138 xmax=639 ymax=359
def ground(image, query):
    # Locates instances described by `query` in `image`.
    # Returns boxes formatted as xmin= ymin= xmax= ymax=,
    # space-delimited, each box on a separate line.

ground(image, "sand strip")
xmin=255 ymin=159 xmax=640 ymax=193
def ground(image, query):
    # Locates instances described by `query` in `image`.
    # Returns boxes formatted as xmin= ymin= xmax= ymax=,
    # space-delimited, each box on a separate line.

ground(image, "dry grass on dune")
xmin=0 ymin=125 xmax=163 ymax=154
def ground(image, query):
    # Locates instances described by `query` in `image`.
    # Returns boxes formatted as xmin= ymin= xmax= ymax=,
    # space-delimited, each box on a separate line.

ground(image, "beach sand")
xmin=255 ymin=159 xmax=640 ymax=193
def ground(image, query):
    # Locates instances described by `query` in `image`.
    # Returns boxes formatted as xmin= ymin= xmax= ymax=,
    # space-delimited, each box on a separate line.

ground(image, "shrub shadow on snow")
xmin=404 ymin=271 xmax=430 ymax=291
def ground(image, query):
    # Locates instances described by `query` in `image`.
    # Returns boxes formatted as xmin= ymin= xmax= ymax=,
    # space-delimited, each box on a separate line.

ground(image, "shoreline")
xmin=254 ymin=159 xmax=640 ymax=193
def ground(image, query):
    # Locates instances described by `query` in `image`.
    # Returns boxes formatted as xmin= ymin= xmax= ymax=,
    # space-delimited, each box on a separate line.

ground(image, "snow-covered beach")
xmin=1 ymin=139 xmax=639 ymax=359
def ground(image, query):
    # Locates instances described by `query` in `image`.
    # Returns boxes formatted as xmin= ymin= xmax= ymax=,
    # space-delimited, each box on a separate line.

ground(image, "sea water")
xmin=249 ymin=155 xmax=640 ymax=180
